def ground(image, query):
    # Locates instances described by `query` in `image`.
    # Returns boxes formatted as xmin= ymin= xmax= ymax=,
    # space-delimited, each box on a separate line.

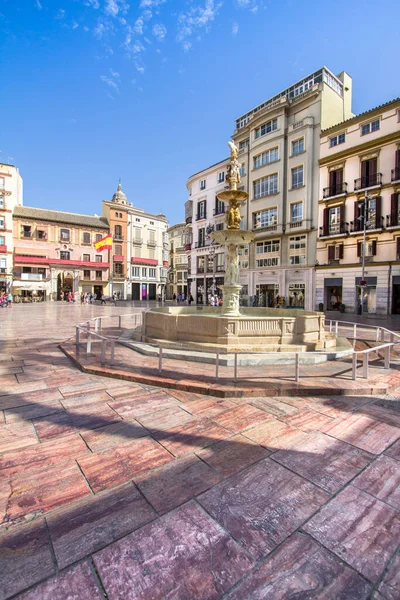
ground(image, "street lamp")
xmin=358 ymin=192 xmax=373 ymax=315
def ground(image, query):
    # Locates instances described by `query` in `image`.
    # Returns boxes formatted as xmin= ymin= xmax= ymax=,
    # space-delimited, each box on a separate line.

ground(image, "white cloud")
xmin=100 ymin=74 xmax=119 ymax=93
xmin=72 ymin=20 xmax=79 ymax=29
xmin=84 ymin=0 xmax=100 ymax=8
xmin=152 ymin=23 xmax=167 ymax=40
xmin=83 ymin=25 xmax=90 ymax=31
xmin=35 ymin=0 xmax=43 ymax=10
xmin=232 ymin=22 xmax=239 ymax=35
xmin=104 ymin=0 xmax=129 ymax=17
xmin=55 ymin=8 xmax=65 ymax=19
xmin=142 ymin=9 xmax=152 ymax=20
xmin=235 ymin=0 xmax=261 ymax=11
xmin=140 ymin=0 xmax=166 ymax=7
xmin=109 ymin=68 xmax=120 ymax=78
xmin=94 ymin=22 xmax=106 ymax=38
xmin=133 ymin=17 xmax=144 ymax=34
xmin=136 ymin=65 xmax=145 ymax=73
xmin=177 ymin=0 xmax=222 ymax=49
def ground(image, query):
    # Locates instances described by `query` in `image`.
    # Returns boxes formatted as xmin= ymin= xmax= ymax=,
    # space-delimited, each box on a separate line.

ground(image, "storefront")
xmin=13 ymin=281 xmax=49 ymax=302
xmin=356 ymin=276 xmax=377 ymax=314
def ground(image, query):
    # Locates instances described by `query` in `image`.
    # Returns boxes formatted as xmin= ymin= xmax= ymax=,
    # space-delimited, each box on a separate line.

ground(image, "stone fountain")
xmin=140 ymin=141 xmax=337 ymax=355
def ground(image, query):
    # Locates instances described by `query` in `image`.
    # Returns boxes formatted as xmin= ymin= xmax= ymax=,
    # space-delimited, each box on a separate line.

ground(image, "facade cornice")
xmin=321 ymin=98 xmax=400 ymax=136
xmin=316 ymin=261 xmax=397 ymax=269
xmin=319 ymin=132 xmax=400 ymax=166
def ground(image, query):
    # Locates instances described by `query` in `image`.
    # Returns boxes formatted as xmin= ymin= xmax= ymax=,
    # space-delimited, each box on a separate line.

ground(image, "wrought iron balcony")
xmin=113 ymin=235 xmax=123 ymax=241
xmin=319 ymin=223 xmax=349 ymax=237
xmin=213 ymin=207 xmax=225 ymax=216
xmin=354 ymin=173 xmax=382 ymax=191
xmin=392 ymin=168 xmax=400 ymax=182
xmin=195 ymin=240 xmax=210 ymax=248
xmin=323 ymin=182 xmax=348 ymax=198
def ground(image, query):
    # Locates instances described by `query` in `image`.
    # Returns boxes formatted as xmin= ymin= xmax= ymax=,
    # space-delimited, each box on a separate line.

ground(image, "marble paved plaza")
xmin=0 ymin=304 xmax=399 ymax=599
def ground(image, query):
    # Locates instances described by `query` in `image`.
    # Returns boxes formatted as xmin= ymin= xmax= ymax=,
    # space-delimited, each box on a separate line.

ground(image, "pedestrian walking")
xmin=67 ymin=292 xmax=72 ymax=303
xmin=112 ymin=293 xmax=117 ymax=306
xmin=7 ymin=292 xmax=13 ymax=308
xmin=173 ymin=293 xmax=176 ymax=305
xmin=101 ymin=294 xmax=106 ymax=305
xmin=60 ymin=292 xmax=64 ymax=302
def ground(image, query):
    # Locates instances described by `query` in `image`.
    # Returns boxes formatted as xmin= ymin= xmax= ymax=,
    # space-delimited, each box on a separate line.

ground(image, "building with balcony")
xmin=102 ymin=183 xmax=169 ymax=301
xmin=186 ymin=158 xmax=230 ymax=304
xmin=12 ymin=207 xmax=110 ymax=301
xmin=167 ymin=222 xmax=188 ymax=299
xmin=231 ymin=67 xmax=353 ymax=309
xmin=316 ymin=97 xmax=400 ymax=314
xmin=0 ymin=162 xmax=23 ymax=293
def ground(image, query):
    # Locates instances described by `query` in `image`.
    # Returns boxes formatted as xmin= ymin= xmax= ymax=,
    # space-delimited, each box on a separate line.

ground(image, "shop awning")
xmin=13 ymin=282 xmax=49 ymax=291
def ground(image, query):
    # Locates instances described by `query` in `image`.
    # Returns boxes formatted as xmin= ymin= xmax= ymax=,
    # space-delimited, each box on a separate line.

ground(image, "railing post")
xmin=352 ymin=353 xmax=357 ymax=380
xmin=75 ymin=327 xmax=80 ymax=347
xmin=376 ymin=328 xmax=380 ymax=342
xmin=101 ymin=339 xmax=106 ymax=365
xmin=118 ymin=316 xmax=122 ymax=329
xmin=295 ymin=353 xmax=300 ymax=382
xmin=380 ymin=329 xmax=385 ymax=342
xmin=329 ymin=320 xmax=333 ymax=333
xmin=95 ymin=319 xmax=99 ymax=333
xmin=363 ymin=353 xmax=368 ymax=379
xmin=215 ymin=352 xmax=219 ymax=381
xmin=158 ymin=346 xmax=163 ymax=374
xmin=87 ymin=320 xmax=91 ymax=332
xmin=384 ymin=346 xmax=390 ymax=370
xmin=335 ymin=321 xmax=339 ymax=335
xmin=390 ymin=333 xmax=394 ymax=343
xmin=98 ymin=317 xmax=102 ymax=332
xmin=353 ymin=323 xmax=357 ymax=339
xmin=86 ymin=333 xmax=92 ymax=355
xmin=110 ymin=341 xmax=115 ymax=365
xmin=234 ymin=353 xmax=238 ymax=383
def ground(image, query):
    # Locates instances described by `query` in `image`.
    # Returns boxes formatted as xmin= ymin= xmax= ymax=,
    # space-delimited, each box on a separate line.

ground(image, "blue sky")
xmin=1 ymin=0 xmax=398 ymax=225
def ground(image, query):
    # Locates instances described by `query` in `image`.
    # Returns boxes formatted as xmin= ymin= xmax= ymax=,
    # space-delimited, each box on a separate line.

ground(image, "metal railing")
xmin=323 ymin=182 xmax=347 ymax=198
xmin=354 ymin=173 xmax=382 ymax=191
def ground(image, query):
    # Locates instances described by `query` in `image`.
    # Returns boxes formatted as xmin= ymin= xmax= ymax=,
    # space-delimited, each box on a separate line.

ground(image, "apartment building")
xmin=0 ymin=162 xmax=23 ymax=293
xmin=186 ymin=158 xmax=230 ymax=304
xmin=231 ymin=67 xmax=353 ymax=309
xmin=12 ymin=207 xmax=110 ymax=301
xmin=167 ymin=222 xmax=188 ymax=299
xmin=316 ymin=98 xmax=400 ymax=314
xmin=102 ymin=183 xmax=169 ymax=301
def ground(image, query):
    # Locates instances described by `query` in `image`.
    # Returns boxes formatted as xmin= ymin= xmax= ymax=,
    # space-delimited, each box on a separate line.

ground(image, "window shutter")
xmin=328 ymin=245 xmax=335 ymax=260
xmin=397 ymin=237 xmax=400 ymax=258
xmin=372 ymin=240 xmax=377 ymax=256
xmin=336 ymin=168 xmax=343 ymax=186
xmin=357 ymin=241 xmax=362 ymax=257
xmin=339 ymin=244 xmax=344 ymax=259
xmin=361 ymin=160 xmax=367 ymax=180
xmin=323 ymin=207 xmax=329 ymax=236
xmin=391 ymin=193 xmax=399 ymax=227
xmin=339 ymin=205 xmax=345 ymax=232
xmin=370 ymin=157 xmax=377 ymax=175
xmin=354 ymin=202 xmax=360 ymax=232
xmin=329 ymin=171 xmax=335 ymax=189
xmin=396 ymin=149 xmax=400 ymax=169
xmin=375 ymin=196 xmax=382 ymax=228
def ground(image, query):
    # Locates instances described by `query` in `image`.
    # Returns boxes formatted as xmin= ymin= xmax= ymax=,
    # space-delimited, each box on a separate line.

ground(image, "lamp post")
xmin=358 ymin=192 xmax=373 ymax=315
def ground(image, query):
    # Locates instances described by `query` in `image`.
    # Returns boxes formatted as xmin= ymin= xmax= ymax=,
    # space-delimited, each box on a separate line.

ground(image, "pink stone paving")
xmin=0 ymin=304 xmax=399 ymax=598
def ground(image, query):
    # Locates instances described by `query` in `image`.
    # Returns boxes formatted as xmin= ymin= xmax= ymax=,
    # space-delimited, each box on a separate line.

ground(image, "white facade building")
xmin=0 ymin=162 xmax=23 ymax=293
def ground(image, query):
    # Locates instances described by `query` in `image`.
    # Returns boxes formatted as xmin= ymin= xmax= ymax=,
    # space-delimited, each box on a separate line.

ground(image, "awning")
xmin=13 ymin=282 xmax=50 ymax=291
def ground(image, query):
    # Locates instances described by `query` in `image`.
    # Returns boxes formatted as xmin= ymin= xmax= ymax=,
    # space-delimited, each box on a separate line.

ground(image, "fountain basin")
xmin=141 ymin=307 xmax=335 ymax=351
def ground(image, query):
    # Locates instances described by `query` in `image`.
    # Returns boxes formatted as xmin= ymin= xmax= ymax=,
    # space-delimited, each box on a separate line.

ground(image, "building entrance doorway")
xmin=94 ymin=285 xmax=103 ymax=299
xmin=358 ymin=286 xmax=376 ymax=314
xmin=57 ymin=273 xmax=73 ymax=300
xmin=326 ymin=286 xmax=342 ymax=310
xmin=132 ymin=283 xmax=140 ymax=301
xmin=255 ymin=284 xmax=279 ymax=307
xmin=392 ymin=285 xmax=400 ymax=314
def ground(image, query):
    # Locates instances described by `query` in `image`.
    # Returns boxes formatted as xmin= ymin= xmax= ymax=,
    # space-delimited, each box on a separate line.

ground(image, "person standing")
xmin=112 ymin=293 xmax=117 ymax=306
xmin=7 ymin=292 xmax=12 ymax=308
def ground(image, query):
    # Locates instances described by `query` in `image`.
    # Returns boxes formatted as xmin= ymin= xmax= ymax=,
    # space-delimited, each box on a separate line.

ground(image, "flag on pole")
xmin=94 ymin=234 xmax=112 ymax=252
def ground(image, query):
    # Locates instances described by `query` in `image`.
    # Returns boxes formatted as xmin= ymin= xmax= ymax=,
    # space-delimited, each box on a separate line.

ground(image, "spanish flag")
xmin=94 ymin=234 xmax=112 ymax=253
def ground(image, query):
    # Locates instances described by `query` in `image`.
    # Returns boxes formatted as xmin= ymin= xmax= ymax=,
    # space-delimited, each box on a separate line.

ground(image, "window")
xmin=197 ymin=201 xmax=206 ymax=220
xmin=256 ymin=240 xmax=280 ymax=254
xmin=132 ymin=267 xmax=140 ymax=278
xmin=82 ymin=232 xmax=91 ymax=245
xmin=114 ymin=263 xmax=123 ymax=275
xmin=142 ymin=267 xmax=147 ymax=278
xmin=198 ymin=228 xmax=206 ymax=247
xmin=83 ymin=270 xmax=90 ymax=280
xmin=0 ymin=197 xmax=4 ymax=209
xmin=60 ymin=251 xmax=70 ymax=260
xmin=188 ymin=186 xmax=192 ymax=197
xmin=217 ymin=171 xmax=225 ymax=183
xmin=253 ymin=174 xmax=278 ymax=198
xmin=0 ymin=236 xmax=4 ymax=245
xmin=367 ymin=197 xmax=377 ymax=228
xmin=0 ymin=177 xmax=4 ymax=190
xmin=207 ymin=254 xmax=214 ymax=272
xmin=215 ymin=198 xmax=224 ymax=215
xmin=288 ymin=283 xmax=305 ymax=307
xmin=238 ymin=246 xmax=249 ymax=269
xmin=256 ymin=240 xmax=280 ymax=268
xmin=96 ymin=270 xmax=102 ymax=279
xmin=200 ymin=179 xmax=206 ymax=190
xmin=114 ymin=244 xmax=122 ymax=255
xmin=291 ymin=166 xmax=304 ymax=189
xmin=254 ymin=147 xmax=279 ymax=169
xmin=289 ymin=235 xmax=306 ymax=265
xmin=254 ymin=118 xmax=278 ymax=139
xmin=361 ymin=119 xmax=380 ymax=136
xmin=60 ymin=228 xmax=70 ymax=242
xmin=150 ymin=221 xmax=154 ymax=225
xmin=115 ymin=212 xmax=118 ymax=217
xmin=148 ymin=248 xmax=155 ymax=259
xmin=23 ymin=225 xmax=32 ymax=238
xmin=149 ymin=268 xmax=156 ymax=278
xmin=133 ymin=245 xmax=141 ymax=258
xmin=114 ymin=225 xmax=122 ymax=239
xmin=291 ymin=202 xmax=303 ymax=222
xmin=216 ymin=253 xmax=225 ymax=271
xmin=136 ymin=218 xmax=141 ymax=222
xmin=0 ymin=217 xmax=4 ymax=228
xmin=329 ymin=133 xmax=346 ymax=147
xmin=216 ymin=223 xmax=224 ymax=231
xmin=292 ymin=138 xmax=304 ymax=155
xmin=83 ymin=254 xmax=90 ymax=261
xmin=95 ymin=233 xmax=102 ymax=242
xmin=239 ymin=139 xmax=249 ymax=150
xmin=197 ymin=256 xmax=205 ymax=273
xmin=329 ymin=207 xmax=341 ymax=234
xmin=95 ymin=255 xmax=102 ymax=262
xmin=253 ymin=208 xmax=278 ymax=230
xmin=239 ymin=163 xmax=246 ymax=177
xmin=37 ymin=230 xmax=46 ymax=239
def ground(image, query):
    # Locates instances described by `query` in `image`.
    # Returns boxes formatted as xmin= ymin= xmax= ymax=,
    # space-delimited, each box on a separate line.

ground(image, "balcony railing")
xmin=354 ymin=173 xmax=382 ymax=191
xmin=386 ymin=214 xmax=400 ymax=227
xmin=132 ymin=237 xmax=142 ymax=244
xmin=213 ymin=207 xmax=225 ymax=216
xmin=195 ymin=240 xmax=210 ymax=248
xmin=289 ymin=221 xmax=303 ymax=229
xmin=185 ymin=243 xmax=192 ymax=251
xmin=216 ymin=265 xmax=225 ymax=272
xmin=197 ymin=267 xmax=205 ymax=273
xmin=392 ymin=168 xmax=400 ymax=182
xmin=112 ymin=271 xmax=125 ymax=279
xmin=196 ymin=213 xmax=207 ymax=221
xmin=319 ymin=223 xmax=349 ymax=237
xmin=147 ymin=240 xmax=157 ymax=247
xmin=0 ymin=268 xmax=6 ymax=274
xmin=59 ymin=238 xmax=70 ymax=243
xmin=22 ymin=232 xmax=32 ymax=238
xmin=323 ymin=182 xmax=348 ymax=198
xmin=113 ymin=235 xmax=123 ymax=241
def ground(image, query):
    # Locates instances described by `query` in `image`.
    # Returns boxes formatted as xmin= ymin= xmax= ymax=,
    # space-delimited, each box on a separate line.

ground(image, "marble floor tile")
xmin=244 ymin=418 xmax=306 ymax=451
xmin=0 ymin=519 xmax=55 ymax=600
xmin=136 ymin=455 xmax=222 ymax=514
xmin=378 ymin=554 xmax=400 ymax=600
xmin=308 ymin=395 xmax=372 ymax=418
xmin=385 ymin=437 xmax=400 ymax=461
xmin=33 ymin=404 xmax=121 ymax=441
xmin=58 ymin=380 xmax=107 ymax=398
xmin=134 ymin=406 xmax=193 ymax=434
xmin=281 ymin=408 xmax=334 ymax=432
xmin=198 ymin=459 xmax=329 ymax=559
xmin=361 ymin=402 xmax=400 ymax=428
xmin=0 ymin=422 xmax=38 ymax=454
xmin=196 ymin=433 xmax=270 ymax=477
xmin=93 ymin=501 xmax=254 ymax=600
xmin=108 ymin=391 xmax=180 ymax=419
xmin=59 ymin=390 xmax=115 ymax=409
xmin=321 ymin=413 xmax=400 ymax=454
xmin=352 ymin=455 xmax=400 ymax=510
xmin=225 ymin=532 xmax=371 ymax=600
xmin=78 ymin=437 xmax=173 ymax=493
xmin=17 ymin=562 xmax=103 ymax=600
xmin=4 ymin=400 xmax=65 ymax=423
xmin=210 ymin=404 xmax=272 ymax=434
xmin=0 ymin=433 xmax=89 ymax=481
xmin=0 ymin=387 xmax=63 ymax=411
xmin=1 ymin=462 xmax=91 ymax=527
xmin=249 ymin=397 xmax=299 ymax=417
xmin=48 ymin=482 xmax=156 ymax=568
xmin=273 ymin=431 xmax=373 ymax=493
xmin=155 ymin=417 xmax=230 ymax=457
xmin=81 ymin=419 xmax=148 ymax=452
xmin=304 ymin=486 xmax=400 ymax=582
